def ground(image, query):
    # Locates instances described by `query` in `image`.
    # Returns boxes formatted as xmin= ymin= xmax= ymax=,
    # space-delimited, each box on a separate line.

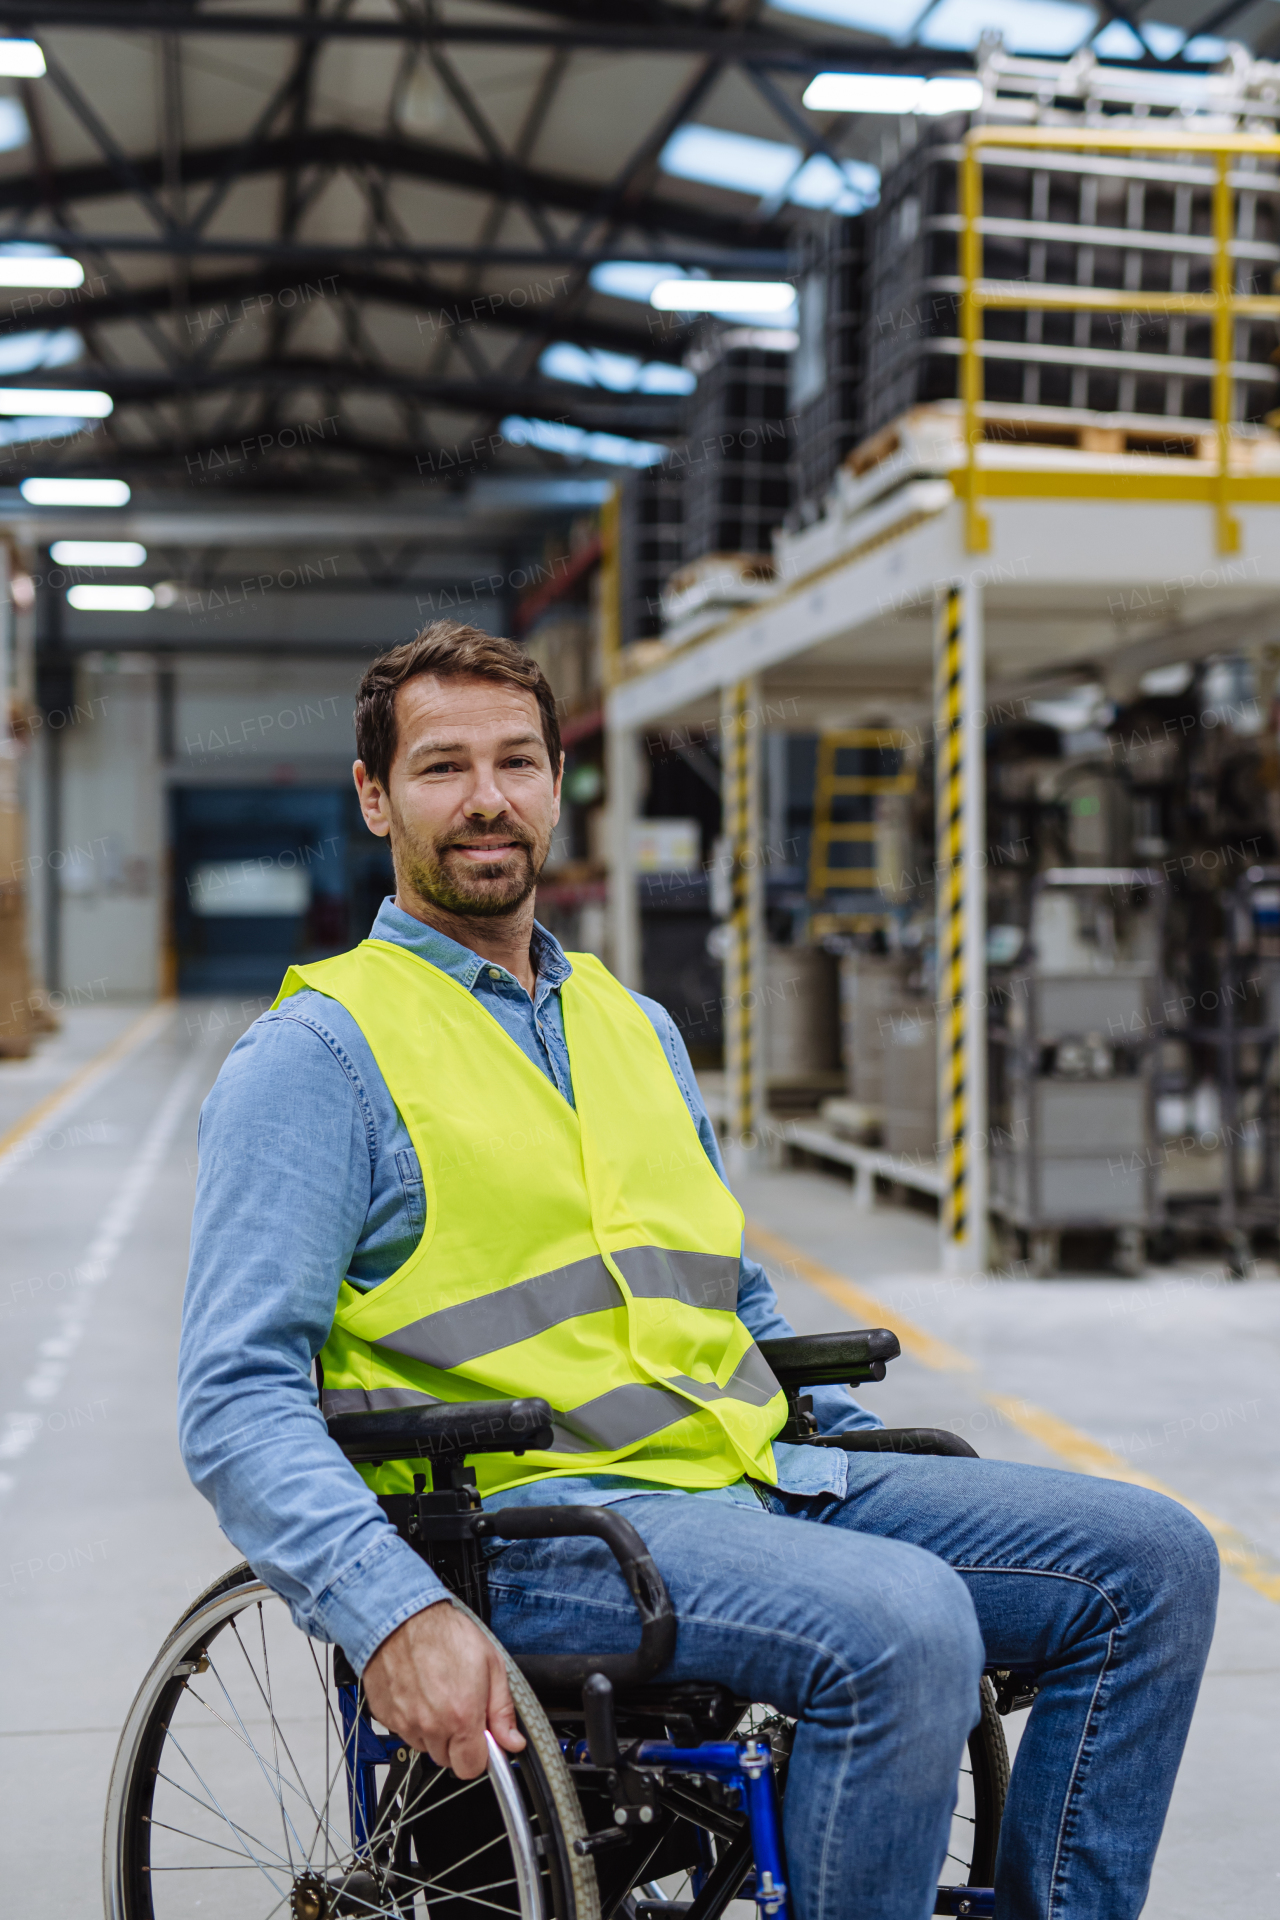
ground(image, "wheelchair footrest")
xmin=934 ymin=1889 xmax=995 ymax=1917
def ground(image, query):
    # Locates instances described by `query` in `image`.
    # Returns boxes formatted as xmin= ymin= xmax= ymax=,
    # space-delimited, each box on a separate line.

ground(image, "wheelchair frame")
xmin=320 ymin=1329 xmax=1024 ymax=1920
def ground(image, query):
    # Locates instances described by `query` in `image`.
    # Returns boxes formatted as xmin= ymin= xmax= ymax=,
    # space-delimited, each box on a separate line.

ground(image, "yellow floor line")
xmin=0 ymin=1000 xmax=174 ymax=1168
xmin=744 ymin=1219 xmax=1280 ymax=1605
xmin=744 ymin=1220 xmax=975 ymax=1372
xmin=985 ymin=1394 xmax=1280 ymax=1606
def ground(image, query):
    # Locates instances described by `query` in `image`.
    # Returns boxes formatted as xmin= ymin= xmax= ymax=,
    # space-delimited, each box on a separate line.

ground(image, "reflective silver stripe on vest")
xmin=374 ymin=1253 xmax=618 ymax=1371
xmin=321 ymin=1385 xmax=441 ymax=1415
xmin=548 ymin=1344 xmax=781 ymax=1453
xmin=612 ymin=1246 xmax=738 ymax=1311
xmin=371 ymin=1246 xmax=739 ymax=1373
xmin=669 ymin=1342 xmax=781 ymax=1410
xmin=548 ymin=1381 xmax=692 ymax=1452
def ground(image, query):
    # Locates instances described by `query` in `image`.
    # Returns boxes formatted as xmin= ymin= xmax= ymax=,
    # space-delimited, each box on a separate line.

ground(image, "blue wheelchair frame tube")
xmin=338 ymin=1682 xmax=403 ymax=1851
xmin=635 ymin=1739 xmax=789 ymax=1919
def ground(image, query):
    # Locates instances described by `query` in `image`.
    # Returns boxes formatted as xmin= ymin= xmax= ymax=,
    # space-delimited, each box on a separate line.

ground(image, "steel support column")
xmin=934 ymin=581 xmax=988 ymax=1273
xmin=721 ymin=677 xmax=765 ymax=1184
xmin=605 ymin=719 xmax=641 ymax=989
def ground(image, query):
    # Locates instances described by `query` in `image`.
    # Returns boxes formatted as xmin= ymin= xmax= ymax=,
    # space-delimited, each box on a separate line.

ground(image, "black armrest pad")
xmin=759 ymin=1329 xmax=902 ymax=1388
xmin=806 ymin=1427 xmax=979 ymax=1459
xmin=326 ymin=1397 xmax=554 ymax=1465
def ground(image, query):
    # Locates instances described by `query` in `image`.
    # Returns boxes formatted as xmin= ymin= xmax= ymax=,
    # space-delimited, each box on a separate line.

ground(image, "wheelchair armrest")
xmin=475 ymin=1504 xmax=677 ymax=1688
xmin=326 ymin=1397 xmax=554 ymax=1465
xmin=759 ymin=1329 xmax=902 ymax=1388
xmin=805 ymin=1426 xmax=979 ymax=1459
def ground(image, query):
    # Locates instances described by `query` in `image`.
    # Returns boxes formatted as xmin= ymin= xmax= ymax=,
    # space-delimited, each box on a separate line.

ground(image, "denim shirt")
xmin=178 ymin=900 xmax=879 ymax=1673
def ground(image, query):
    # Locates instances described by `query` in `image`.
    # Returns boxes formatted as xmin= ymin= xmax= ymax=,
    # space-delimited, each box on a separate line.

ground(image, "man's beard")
xmin=396 ymin=815 xmax=546 ymax=918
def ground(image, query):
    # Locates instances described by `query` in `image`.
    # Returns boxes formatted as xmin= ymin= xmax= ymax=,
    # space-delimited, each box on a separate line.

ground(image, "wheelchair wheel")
xmin=954 ymin=1676 xmax=1008 ymax=1887
xmin=104 ymin=1562 xmax=600 ymax=1920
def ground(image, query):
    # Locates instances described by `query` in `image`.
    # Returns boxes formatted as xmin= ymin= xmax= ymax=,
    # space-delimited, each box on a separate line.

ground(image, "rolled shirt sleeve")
xmin=178 ymin=1010 xmax=449 ymax=1673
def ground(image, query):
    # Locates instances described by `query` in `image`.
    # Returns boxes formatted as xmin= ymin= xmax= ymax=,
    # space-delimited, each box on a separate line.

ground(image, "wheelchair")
xmin=105 ymin=1331 xmax=1029 ymax=1920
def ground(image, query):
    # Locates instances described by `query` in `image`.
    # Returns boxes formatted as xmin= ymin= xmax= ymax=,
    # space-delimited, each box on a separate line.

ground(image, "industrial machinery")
xmin=1164 ymin=863 xmax=1280 ymax=1273
xmin=990 ymin=869 xmax=1164 ymax=1277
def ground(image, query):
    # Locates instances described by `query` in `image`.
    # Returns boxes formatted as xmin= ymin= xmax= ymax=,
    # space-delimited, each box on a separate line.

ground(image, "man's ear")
xmin=353 ymin=759 xmax=392 ymax=839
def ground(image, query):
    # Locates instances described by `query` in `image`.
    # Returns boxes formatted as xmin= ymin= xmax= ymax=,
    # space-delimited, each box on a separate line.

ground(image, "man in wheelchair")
xmin=178 ymin=623 xmax=1218 ymax=1920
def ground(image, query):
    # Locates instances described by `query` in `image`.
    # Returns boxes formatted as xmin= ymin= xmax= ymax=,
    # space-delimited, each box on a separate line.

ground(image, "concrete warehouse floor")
xmin=0 ymin=1003 xmax=1276 ymax=1916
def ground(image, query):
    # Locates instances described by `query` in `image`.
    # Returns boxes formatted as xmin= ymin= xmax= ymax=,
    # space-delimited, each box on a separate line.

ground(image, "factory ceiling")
xmin=0 ymin=0 xmax=1264 ymax=496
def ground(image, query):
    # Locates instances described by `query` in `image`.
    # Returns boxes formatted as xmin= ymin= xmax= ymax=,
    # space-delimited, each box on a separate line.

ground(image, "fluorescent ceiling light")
xmin=804 ymin=72 xmax=984 ymax=114
xmin=588 ymin=261 xmax=683 ymax=303
xmin=51 ymin=540 xmax=146 ymax=567
xmin=0 ymin=99 xmax=29 ymax=152
xmin=501 ymin=416 xmax=665 ymax=468
xmin=20 ymin=477 xmax=131 ymax=506
xmin=0 ymin=329 xmax=81 ymax=376
xmin=660 ymin=124 xmax=878 ymax=214
xmin=651 ymin=279 xmax=796 ymax=314
xmin=539 ymin=342 xmax=696 ymax=394
xmin=67 ymin=584 xmax=154 ymax=612
xmin=0 ymin=386 xmax=109 ymax=416
xmin=805 ymin=74 xmax=925 ymax=113
xmin=0 ymin=39 xmax=46 ymax=78
xmin=0 ymin=254 xmax=83 ymax=288
xmin=918 ymin=0 xmax=1097 ymax=54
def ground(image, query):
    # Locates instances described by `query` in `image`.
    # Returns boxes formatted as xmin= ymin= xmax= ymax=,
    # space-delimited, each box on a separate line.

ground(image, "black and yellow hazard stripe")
xmin=935 ymin=586 xmax=968 ymax=1245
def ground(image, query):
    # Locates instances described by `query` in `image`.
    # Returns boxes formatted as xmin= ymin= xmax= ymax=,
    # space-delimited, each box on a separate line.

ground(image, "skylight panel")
xmin=768 ymin=0 xmax=927 ymax=30
xmin=539 ymin=343 xmax=695 ymax=394
xmin=661 ymin=125 xmax=800 ymax=198
xmin=789 ymin=153 xmax=881 ymax=213
xmin=0 ymin=98 xmax=29 ymax=151
xmin=0 ymin=328 xmax=81 ymax=376
xmin=917 ymin=0 xmax=1096 ymax=54
xmin=1094 ymin=17 xmax=1183 ymax=57
xmin=501 ymin=417 xmax=666 ymax=467
xmin=660 ymin=125 xmax=880 ymax=214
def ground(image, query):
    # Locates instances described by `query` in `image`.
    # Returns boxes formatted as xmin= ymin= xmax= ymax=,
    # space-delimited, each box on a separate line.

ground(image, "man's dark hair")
xmin=354 ymin=620 xmax=561 ymax=786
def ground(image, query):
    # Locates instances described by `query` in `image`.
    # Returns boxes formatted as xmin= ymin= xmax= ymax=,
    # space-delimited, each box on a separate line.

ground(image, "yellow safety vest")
xmin=274 ymin=939 xmax=785 ymax=1496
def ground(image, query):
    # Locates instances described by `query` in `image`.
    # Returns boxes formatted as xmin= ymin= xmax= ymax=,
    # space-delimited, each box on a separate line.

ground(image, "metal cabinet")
xmin=991 ymin=968 xmax=1158 ymax=1275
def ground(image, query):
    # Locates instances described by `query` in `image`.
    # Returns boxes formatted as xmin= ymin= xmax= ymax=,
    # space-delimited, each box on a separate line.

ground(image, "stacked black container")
xmin=861 ymin=98 xmax=1280 ymax=438
xmin=620 ymin=462 xmax=684 ymax=645
xmin=788 ymin=214 xmax=868 ymax=525
xmin=677 ymin=325 xmax=794 ymax=561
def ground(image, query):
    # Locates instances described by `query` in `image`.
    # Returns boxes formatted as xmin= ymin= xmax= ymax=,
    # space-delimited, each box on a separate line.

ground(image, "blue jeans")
xmin=486 ymin=1456 xmax=1218 ymax=1920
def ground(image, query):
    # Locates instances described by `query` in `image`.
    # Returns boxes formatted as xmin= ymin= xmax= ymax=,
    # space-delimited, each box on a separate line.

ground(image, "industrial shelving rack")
xmin=862 ymin=51 xmax=1280 ymax=441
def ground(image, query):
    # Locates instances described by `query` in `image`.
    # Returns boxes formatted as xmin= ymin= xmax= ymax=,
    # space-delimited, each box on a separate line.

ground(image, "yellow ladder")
xmin=807 ymin=729 xmax=914 ymax=936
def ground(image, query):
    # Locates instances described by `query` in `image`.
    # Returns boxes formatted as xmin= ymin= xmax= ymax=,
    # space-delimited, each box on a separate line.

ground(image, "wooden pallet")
xmin=844 ymin=400 xmax=1235 ymax=478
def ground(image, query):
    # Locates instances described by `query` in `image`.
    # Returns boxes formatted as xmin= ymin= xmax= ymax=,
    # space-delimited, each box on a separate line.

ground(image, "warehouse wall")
xmin=24 ymin=660 xmax=164 ymax=1001
xmin=23 ymin=652 xmax=374 ymax=1001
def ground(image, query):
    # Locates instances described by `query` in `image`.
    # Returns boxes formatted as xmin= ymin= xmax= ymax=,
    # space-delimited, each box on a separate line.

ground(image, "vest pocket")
xmin=395 ymin=1147 xmax=426 ymax=1239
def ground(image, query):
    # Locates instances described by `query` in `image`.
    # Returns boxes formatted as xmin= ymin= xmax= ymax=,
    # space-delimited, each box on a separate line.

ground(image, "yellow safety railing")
xmin=958 ymin=125 xmax=1280 ymax=555
xmin=808 ymin=729 xmax=914 ymax=936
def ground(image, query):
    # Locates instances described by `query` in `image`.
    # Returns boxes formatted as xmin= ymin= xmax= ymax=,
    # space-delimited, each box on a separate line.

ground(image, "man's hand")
xmin=360 ymin=1600 xmax=526 ymax=1779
